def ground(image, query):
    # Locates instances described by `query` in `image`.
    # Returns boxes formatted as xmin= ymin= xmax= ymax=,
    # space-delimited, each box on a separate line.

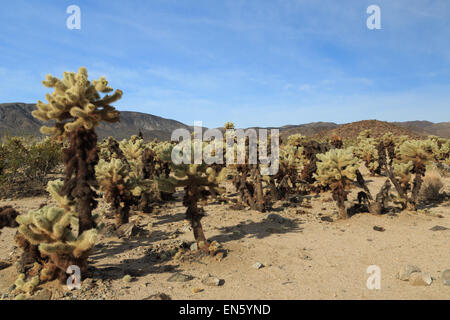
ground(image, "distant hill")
xmin=313 ymin=120 xmax=422 ymax=140
xmin=0 ymin=103 xmax=191 ymax=141
xmin=0 ymin=103 xmax=448 ymax=141
xmin=392 ymin=121 xmax=450 ymax=139
xmin=279 ymin=122 xmax=339 ymax=141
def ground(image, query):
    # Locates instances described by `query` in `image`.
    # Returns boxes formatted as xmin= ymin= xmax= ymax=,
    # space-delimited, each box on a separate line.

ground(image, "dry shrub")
xmin=419 ymin=170 xmax=444 ymax=202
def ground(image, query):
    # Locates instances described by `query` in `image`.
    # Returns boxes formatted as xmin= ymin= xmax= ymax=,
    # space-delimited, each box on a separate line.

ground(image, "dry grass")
xmin=420 ymin=170 xmax=444 ymax=202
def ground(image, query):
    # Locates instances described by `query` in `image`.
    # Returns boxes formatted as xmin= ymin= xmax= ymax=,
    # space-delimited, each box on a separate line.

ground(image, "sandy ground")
xmin=0 ymin=172 xmax=449 ymax=300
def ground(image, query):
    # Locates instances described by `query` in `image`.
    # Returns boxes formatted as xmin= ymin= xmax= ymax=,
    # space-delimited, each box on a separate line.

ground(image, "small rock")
xmin=252 ymin=262 xmax=264 ymax=270
xmin=320 ymin=216 xmax=333 ymax=222
xmin=31 ymin=289 xmax=52 ymax=300
xmin=442 ymin=269 xmax=450 ymax=286
xmin=122 ymin=275 xmax=132 ymax=283
xmin=143 ymin=293 xmax=171 ymax=300
xmin=116 ymin=223 xmax=139 ymax=238
xmin=202 ymin=276 xmax=223 ymax=287
xmin=215 ymin=251 xmax=225 ymax=262
xmin=301 ymin=254 xmax=312 ymax=261
xmin=409 ymin=272 xmax=432 ymax=286
xmin=429 ymin=225 xmax=448 ymax=231
xmin=167 ymin=273 xmax=193 ymax=282
xmin=190 ymin=243 xmax=198 ymax=252
xmin=397 ymin=265 xmax=421 ymax=281
xmin=373 ymin=226 xmax=385 ymax=232
xmin=192 ymin=287 xmax=203 ymax=294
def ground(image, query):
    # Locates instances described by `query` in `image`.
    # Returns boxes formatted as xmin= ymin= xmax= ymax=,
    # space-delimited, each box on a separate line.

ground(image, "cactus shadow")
xmin=152 ymin=212 xmax=186 ymax=226
xmin=91 ymin=229 xmax=171 ymax=261
xmin=209 ymin=215 xmax=303 ymax=244
xmin=88 ymin=232 xmax=180 ymax=280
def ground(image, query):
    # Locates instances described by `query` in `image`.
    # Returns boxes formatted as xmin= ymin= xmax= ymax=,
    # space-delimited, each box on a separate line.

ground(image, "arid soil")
xmin=0 ymin=170 xmax=449 ymax=300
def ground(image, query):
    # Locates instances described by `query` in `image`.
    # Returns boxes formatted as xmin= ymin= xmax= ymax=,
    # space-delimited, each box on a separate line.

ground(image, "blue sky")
xmin=0 ymin=0 xmax=449 ymax=128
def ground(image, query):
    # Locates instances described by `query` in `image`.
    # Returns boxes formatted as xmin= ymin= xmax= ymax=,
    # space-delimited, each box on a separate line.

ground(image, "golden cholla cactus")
xmin=398 ymin=140 xmax=434 ymax=168
xmin=314 ymin=148 xmax=359 ymax=219
xmin=354 ymin=136 xmax=381 ymax=175
xmin=426 ymin=135 xmax=450 ymax=161
xmin=315 ymin=148 xmax=359 ymax=185
xmin=14 ymin=274 xmax=39 ymax=295
xmin=95 ymin=158 xmax=154 ymax=226
xmin=224 ymin=122 xmax=235 ymax=130
xmin=358 ymin=129 xmax=372 ymax=140
xmin=32 ymin=67 xmax=121 ymax=137
xmin=119 ymin=135 xmax=145 ymax=162
xmin=287 ymin=134 xmax=305 ymax=147
xmin=15 ymin=206 xmax=97 ymax=282
xmin=392 ymin=161 xmax=414 ymax=190
xmin=396 ymin=140 xmax=434 ymax=210
xmin=46 ymin=179 xmax=74 ymax=212
xmin=158 ymin=143 xmax=227 ymax=250
xmin=391 ymin=161 xmax=414 ymax=208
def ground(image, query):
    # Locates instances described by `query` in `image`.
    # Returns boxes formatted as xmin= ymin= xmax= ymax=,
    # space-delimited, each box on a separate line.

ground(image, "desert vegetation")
xmin=0 ymin=67 xmax=448 ymax=300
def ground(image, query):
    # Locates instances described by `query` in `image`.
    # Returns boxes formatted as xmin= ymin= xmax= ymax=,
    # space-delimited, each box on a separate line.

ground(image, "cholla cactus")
xmin=396 ymin=140 xmax=434 ymax=209
xmin=266 ymin=143 xmax=304 ymax=200
xmin=95 ymin=158 xmax=153 ymax=226
xmin=287 ymin=134 xmax=305 ymax=147
xmin=0 ymin=206 xmax=19 ymax=229
xmin=14 ymin=274 xmax=39 ymax=295
xmin=32 ymin=67 xmax=121 ymax=137
xmin=300 ymin=140 xmax=329 ymax=188
xmin=32 ymin=67 xmax=123 ymax=234
xmin=224 ymin=122 xmax=235 ymax=130
xmin=99 ymin=136 xmax=125 ymax=162
xmin=391 ymin=161 xmax=414 ymax=208
xmin=119 ymin=135 xmax=145 ymax=162
xmin=46 ymin=179 xmax=75 ymax=212
xmin=330 ymin=134 xmax=343 ymax=149
xmin=427 ymin=135 xmax=450 ymax=162
xmin=314 ymin=148 xmax=359 ymax=219
xmin=354 ymin=132 xmax=381 ymax=175
xmin=158 ymin=143 xmax=227 ymax=251
xmin=15 ymin=206 xmax=97 ymax=283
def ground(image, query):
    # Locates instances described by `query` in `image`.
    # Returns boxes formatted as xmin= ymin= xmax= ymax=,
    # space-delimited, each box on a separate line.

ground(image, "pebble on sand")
xmin=397 ymin=265 xmax=421 ymax=281
xmin=409 ymin=272 xmax=433 ymax=286
xmin=252 ymin=262 xmax=264 ymax=270
xmin=442 ymin=269 xmax=450 ymax=286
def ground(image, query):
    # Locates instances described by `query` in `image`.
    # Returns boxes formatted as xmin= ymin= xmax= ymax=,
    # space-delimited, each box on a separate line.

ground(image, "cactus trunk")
xmin=115 ymin=206 xmax=130 ymax=227
xmin=61 ymin=127 xmax=99 ymax=234
xmin=184 ymin=187 xmax=209 ymax=249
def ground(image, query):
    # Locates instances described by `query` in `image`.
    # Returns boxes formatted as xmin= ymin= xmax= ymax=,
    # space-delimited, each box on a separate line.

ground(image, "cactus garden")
xmin=0 ymin=68 xmax=447 ymax=300
xmin=1 ymin=0 xmax=450 ymax=303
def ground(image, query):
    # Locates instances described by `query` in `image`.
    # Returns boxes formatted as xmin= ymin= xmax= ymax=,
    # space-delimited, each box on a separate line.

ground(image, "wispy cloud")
xmin=0 ymin=0 xmax=449 ymax=127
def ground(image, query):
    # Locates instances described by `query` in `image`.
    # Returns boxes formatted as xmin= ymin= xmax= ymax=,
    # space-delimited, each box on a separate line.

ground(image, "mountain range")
xmin=0 ymin=103 xmax=449 ymax=141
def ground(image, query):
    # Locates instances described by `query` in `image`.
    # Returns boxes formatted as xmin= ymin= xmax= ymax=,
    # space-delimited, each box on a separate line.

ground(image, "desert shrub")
xmin=0 ymin=136 xmax=62 ymax=195
xmin=419 ymin=171 xmax=444 ymax=202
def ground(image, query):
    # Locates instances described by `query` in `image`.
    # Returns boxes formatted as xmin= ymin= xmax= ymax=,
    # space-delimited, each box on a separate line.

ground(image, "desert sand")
xmin=0 ymin=171 xmax=449 ymax=300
